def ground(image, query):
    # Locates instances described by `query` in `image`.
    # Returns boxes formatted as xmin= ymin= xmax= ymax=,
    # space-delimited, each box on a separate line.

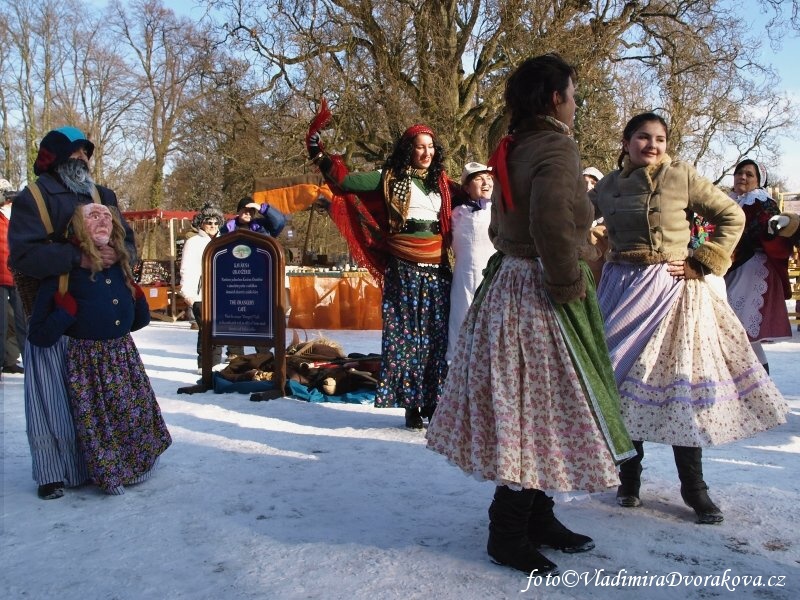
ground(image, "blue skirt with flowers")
xmin=374 ymin=256 xmax=451 ymax=411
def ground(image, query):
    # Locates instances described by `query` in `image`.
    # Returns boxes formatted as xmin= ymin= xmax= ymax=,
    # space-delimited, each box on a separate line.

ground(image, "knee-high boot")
xmin=673 ymin=446 xmax=723 ymax=524
xmin=528 ymin=490 xmax=594 ymax=553
xmin=487 ymin=486 xmax=559 ymax=575
xmin=617 ymin=440 xmax=644 ymax=507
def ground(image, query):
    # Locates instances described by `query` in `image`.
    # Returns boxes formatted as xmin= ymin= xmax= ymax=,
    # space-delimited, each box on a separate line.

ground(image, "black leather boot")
xmin=37 ymin=481 xmax=65 ymax=500
xmin=487 ymin=486 xmax=559 ymax=575
xmin=617 ymin=440 xmax=644 ymax=507
xmin=673 ymin=445 xmax=723 ymax=524
xmin=404 ymin=407 xmax=423 ymax=429
xmin=528 ymin=490 xmax=594 ymax=553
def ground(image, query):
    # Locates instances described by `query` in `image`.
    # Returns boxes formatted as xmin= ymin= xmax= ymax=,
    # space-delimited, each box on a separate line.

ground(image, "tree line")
xmin=1 ymin=0 xmax=799 ymax=218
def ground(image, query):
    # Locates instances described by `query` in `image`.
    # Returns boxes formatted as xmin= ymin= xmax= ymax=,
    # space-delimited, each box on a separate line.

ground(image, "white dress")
xmin=446 ymin=201 xmax=494 ymax=361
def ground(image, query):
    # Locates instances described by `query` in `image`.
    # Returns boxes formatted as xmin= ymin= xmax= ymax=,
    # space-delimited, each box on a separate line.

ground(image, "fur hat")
xmin=734 ymin=158 xmax=768 ymax=187
xmin=0 ymin=178 xmax=15 ymax=202
xmin=33 ymin=127 xmax=95 ymax=176
xmin=192 ymin=203 xmax=224 ymax=229
xmin=460 ymin=162 xmax=492 ymax=185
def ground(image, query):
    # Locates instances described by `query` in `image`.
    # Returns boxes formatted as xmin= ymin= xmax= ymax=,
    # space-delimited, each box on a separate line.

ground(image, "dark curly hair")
xmin=383 ymin=130 xmax=446 ymax=194
xmin=504 ymin=53 xmax=577 ymax=133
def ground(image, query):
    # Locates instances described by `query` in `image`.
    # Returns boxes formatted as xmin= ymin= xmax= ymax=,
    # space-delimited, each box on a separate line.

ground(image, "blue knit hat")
xmin=33 ymin=126 xmax=95 ymax=176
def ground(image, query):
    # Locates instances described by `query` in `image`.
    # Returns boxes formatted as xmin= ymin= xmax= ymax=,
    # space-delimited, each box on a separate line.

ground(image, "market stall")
xmin=254 ymin=175 xmax=382 ymax=329
xmin=123 ymin=209 xmax=195 ymax=320
xmin=287 ymin=268 xmax=382 ymax=330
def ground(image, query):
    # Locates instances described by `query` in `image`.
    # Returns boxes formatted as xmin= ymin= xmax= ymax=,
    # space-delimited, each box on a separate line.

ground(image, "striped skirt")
xmin=598 ymin=262 xmax=787 ymax=447
xmin=24 ymin=337 xmax=89 ymax=487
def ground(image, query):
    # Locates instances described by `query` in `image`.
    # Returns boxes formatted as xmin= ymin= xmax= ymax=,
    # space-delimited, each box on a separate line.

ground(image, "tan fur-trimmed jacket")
xmin=589 ymin=155 xmax=744 ymax=275
xmin=488 ymin=119 xmax=595 ymax=304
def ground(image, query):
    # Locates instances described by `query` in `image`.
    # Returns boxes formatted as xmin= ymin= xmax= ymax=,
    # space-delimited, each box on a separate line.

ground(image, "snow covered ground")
xmin=1 ymin=321 xmax=798 ymax=599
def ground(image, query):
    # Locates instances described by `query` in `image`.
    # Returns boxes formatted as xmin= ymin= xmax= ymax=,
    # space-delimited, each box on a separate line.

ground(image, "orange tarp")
xmin=252 ymin=174 xmax=333 ymax=215
xmin=287 ymin=272 xmax=382 ymax=330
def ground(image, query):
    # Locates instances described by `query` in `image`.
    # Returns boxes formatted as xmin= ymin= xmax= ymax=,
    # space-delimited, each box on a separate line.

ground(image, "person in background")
xmin=592 ymin=112 xmax=788 ymax=524
xmin=582 ymin=166 xmax=603 ymax=192
xmin=27 ymin=203 xmax=171 ymax=495
xmin=9 ymin=126 xmax=136 ymax=500
xmin=582 ymin=167 xmax=608 ymax=285
xmin=180 ymin=204 xmax=225 ymax=371
xmin=222 ymin=196 xmax=286 ymax=237
xmin=427 ymin=53 xmax=634 ymax=575
xmin=446 ymin=162 xmax=494 ymax=362
xmin=307 ymin=111 xmax=456 ymax=430
xmin=1 ymin=180 xmax=28 ymax=377
xmin=724 ymin=158 xmax=800 ymax=373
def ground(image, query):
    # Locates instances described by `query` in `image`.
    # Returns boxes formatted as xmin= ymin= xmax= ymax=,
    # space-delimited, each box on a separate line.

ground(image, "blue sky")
xmin=755 ymin=31 xmax=800 ymax=194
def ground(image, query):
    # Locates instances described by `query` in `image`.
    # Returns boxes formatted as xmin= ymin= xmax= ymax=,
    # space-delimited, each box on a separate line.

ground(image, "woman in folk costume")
xmin=426 ymin=54 xmax=634 ymax=576
xmin=306 ymin=103 xmax=457 ymax=429
xmin=591 ymin=112 xmax=787 ymax=524
xmin=446 ymin=162 xmax=496 ymax=363
xmin=27 ymin=204 xmax=171 ymax=495
xmin=724 ymin=158 xmax=800 ymax=373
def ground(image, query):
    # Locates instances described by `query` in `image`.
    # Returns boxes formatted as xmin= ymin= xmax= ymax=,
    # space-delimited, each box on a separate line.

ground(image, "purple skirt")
xmin=66 ymin=334 xmax=171 ymax=494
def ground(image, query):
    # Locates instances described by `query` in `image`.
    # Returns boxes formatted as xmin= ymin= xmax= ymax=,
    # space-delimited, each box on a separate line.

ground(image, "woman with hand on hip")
xmin=592 ymin=112 xmax=787 ymax=524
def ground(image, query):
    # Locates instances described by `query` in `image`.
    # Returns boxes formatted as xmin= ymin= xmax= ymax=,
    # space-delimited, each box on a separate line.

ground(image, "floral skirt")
xmin=426 ymin=257 xmax=621 ymax=493
xmin=66 ymin=334 xmax=172 ymax=494
xmin=600 ymin=262 xmax=787 ymax=447
xmin=374 ymin=257 xmax=450 ymax=411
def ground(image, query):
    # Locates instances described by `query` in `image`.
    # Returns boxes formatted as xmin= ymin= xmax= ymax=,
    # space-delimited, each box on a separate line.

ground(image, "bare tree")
xmin=1 ymin=0 xmax=71 ymax=181
xmin=54 ymin=11 xmax=143 ymax=185
xmin=108 ymin=0 xmax=213 ymax=208
xmin=204 ymin=0 xmax=797 ymax=184
xmin=0 ymin=14 xmax=16 ymax=182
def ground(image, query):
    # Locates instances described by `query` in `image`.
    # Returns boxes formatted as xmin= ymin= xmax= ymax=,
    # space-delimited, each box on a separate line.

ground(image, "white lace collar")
xmin=729 ymin=188 xmax=771 ymax=207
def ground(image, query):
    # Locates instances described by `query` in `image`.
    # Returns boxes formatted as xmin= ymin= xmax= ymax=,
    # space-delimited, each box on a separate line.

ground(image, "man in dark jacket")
xmin=222 ymin=196 xmax=286 ymax=237
xmin=9 ymin=126 xmax=136 ymax=500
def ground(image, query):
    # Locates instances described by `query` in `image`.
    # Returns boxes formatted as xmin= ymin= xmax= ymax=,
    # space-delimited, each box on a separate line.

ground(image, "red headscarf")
xmin=399 ymin=123 xmax=452 ymax=246
xmin=402 ymin=124 xmax=435 ymax=140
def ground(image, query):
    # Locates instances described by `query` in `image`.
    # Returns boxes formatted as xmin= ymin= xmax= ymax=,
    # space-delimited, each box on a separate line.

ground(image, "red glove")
xmin=54 ymin=291 xmax=77 ymax=317
xmin=133 ymin=283 xmax=146 ymax=300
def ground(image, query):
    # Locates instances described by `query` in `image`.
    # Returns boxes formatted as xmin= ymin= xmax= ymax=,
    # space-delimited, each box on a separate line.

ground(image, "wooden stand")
xmin=178 ymin=230 xmax=286 ymax=395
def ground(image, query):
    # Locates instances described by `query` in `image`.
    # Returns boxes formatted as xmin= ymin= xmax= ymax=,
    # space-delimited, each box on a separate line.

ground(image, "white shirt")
xmin=447 ymin=200 xmax=494 ymax=361
xmin=179 ymin=229 xmax=215 ymax=305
